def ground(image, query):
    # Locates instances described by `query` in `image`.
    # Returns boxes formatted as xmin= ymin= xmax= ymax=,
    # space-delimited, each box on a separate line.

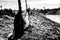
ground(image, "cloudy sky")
xmin=0 ymin=0 xmax=18 ymax=10
xmin=0 ymin=0 xmax=60 ymax=10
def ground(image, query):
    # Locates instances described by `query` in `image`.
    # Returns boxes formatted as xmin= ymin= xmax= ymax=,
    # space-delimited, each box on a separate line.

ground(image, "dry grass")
xmin=21 ymin=12 xmax=60 ymax=40
xmin=0 ymin=15 xmax=14 ymax=40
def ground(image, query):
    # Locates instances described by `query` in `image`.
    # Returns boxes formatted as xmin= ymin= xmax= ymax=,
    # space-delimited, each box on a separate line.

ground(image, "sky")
xmin=0 ymin=0 xmax=60 ymax=10
xmin=0 ymin=0 xmax=18 ymax=10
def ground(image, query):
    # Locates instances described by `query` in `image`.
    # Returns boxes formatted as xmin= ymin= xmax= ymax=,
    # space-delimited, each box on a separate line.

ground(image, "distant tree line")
xmin=0 ymin=9 xmax=15 ymax=17
xmin=26 ymin=7 xmax=60 ymax=15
